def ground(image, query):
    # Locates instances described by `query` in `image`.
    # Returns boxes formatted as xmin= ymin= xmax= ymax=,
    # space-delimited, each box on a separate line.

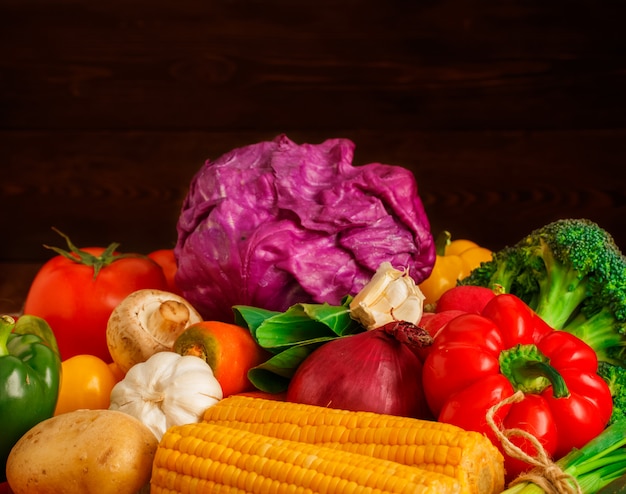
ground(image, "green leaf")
xmin=232 ymin=305 xmax=281 ymax=341
xmin=254 ymin=305 xmax=338 ymax=349
xmin=247 ymin=341 xmax=326 ymax=393
xmin=340 ymin=295 xmax=354 ymax=306
xmin=299 ymin=303 xmax=361 ymax=336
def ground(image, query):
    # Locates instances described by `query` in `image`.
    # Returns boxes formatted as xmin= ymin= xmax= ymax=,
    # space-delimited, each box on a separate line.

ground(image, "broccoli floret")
xmin=597 ymin=361 xmax=626 ymax=425
xmin=460 ymin=218 xmax=626 ymax=365
xmin=461 ymin=244 xmax=541 ymax=303
xmin=563 ymin=250 xmax=626 ymax=363
xmin=528 ymin=219 xmax=622 ymax=328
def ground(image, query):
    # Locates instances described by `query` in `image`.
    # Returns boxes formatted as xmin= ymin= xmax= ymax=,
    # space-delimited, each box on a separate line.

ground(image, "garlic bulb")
xmin=109 ymin=351 xmax=222 ymax=440
xmin=349 ymin=261 xmax=425 ymax=330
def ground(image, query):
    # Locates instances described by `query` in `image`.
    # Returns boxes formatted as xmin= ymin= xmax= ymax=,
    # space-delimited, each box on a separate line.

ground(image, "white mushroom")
xmin=106 ymin=288 xmax=203 ymax=373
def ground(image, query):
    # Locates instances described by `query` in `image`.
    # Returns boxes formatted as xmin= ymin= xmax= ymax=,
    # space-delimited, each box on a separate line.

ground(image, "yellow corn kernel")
xmin=202 ymin=396 xmax=505 ymax=494
xmin=151 ymin=422 xmax=461 ymax=494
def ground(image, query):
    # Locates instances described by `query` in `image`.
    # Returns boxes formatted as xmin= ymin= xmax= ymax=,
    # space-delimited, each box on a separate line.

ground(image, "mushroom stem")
xmin=147 ymin=300 xmax=190 ymax=337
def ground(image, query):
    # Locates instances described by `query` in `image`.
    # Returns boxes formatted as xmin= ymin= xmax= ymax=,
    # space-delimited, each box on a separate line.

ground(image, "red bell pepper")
xmin=422 ymin=293 xmax=613 ymax=480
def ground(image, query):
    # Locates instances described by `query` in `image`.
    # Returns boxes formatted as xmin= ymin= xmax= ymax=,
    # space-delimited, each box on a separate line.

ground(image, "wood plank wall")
xmin=2 ymin=0 xmax=625 ymax=313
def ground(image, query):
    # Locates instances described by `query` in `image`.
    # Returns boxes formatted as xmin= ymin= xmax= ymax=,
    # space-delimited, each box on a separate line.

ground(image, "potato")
xmin=6 ymin=409 xmax=158 ymax=494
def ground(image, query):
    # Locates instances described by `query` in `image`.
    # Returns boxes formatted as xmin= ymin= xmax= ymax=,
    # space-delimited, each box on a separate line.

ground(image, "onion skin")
xmin=286 ymin=322 xmax=433 ymax=419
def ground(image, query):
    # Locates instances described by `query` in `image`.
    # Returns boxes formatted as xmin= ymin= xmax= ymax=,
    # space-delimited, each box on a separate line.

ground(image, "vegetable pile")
xmin=3 ymin=136 xmax=626 ymax=494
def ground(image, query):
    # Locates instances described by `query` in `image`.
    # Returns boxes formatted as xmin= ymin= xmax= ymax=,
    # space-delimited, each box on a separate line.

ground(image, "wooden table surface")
xmin=2 ymin=0 xmax=625 ymax=315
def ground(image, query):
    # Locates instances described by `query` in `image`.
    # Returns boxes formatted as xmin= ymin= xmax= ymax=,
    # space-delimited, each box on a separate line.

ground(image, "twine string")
xmin=486 ymin=391 xmax=582 ymax=494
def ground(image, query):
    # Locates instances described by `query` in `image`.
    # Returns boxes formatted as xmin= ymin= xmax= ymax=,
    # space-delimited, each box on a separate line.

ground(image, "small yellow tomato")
xmin=418 ymin=255 xmax=465 ymax=307
xmin=419 ymin=231 xmax=493 ymax=307
xmin=54 ymin=354 xmax=118 ymax=415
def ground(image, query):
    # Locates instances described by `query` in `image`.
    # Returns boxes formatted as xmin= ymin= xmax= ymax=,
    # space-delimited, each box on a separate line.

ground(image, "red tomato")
xmin=0 ymin=481 xmax=13 ymax=493
xmin=148 ymin=248 xmax=181 ymax=295
xmin=23 ymin=242 xmax=168 ymax=362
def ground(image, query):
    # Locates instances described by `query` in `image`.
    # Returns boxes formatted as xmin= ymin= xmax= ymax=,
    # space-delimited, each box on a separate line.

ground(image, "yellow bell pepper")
xmin=419 ymin=231 xmax=493 ymax=308
xmin=54 ymin=354 xmax=120 ymax=415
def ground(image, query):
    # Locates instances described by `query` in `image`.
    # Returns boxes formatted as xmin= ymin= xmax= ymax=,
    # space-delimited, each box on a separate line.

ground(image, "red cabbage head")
xmin=175 ymin=135 xmax=435 ymax=321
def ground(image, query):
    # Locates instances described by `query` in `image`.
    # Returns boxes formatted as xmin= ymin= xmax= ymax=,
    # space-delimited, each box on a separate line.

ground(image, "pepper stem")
xmin=434 ymin=230 xmax=453 ymax=256
xmin=0 ymin=314 xmax=16 ymax=356
xmin=499 ymin=343 xmax=570 ymax=398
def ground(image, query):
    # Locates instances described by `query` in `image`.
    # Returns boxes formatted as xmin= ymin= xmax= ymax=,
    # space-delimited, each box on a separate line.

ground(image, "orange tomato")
xmin=54 ymin=354 xmax=118 ymax=415
xmin=174 ymin=321 xmax=270 ymax=398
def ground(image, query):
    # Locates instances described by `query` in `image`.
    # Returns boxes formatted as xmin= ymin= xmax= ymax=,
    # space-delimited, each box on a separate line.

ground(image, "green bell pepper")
xmin=0 ymin=315 xmax=61 ymax=482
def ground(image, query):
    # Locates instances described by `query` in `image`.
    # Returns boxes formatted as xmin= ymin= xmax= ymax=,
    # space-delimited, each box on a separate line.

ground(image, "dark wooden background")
xmin=2 ymin=0 xmax=625 ymax=314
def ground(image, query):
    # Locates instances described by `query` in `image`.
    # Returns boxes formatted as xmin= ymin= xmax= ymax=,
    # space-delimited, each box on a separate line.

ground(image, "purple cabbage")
xmin=174 ymin=135 xmax=435 ymax=322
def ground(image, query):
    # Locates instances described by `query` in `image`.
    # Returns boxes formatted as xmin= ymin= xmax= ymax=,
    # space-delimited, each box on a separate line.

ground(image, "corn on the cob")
xmin=151 ymin=422 xmax=462 ymax=493
xmin=201 ymin=396 xmax=505 ymax=494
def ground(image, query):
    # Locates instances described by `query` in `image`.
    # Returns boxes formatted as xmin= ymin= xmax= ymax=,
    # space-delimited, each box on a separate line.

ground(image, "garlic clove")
xmin=350 ymin=262 xmax=425 ymax=330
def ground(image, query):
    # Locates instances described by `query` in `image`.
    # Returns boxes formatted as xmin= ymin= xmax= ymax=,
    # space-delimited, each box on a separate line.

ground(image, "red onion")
xmin=286 ymin=321 xmax=433 ymax=419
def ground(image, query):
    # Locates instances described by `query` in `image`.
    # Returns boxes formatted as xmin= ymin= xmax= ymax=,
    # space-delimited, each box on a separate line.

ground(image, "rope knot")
xmin=486 ymin=391 xmax=581 ymax=494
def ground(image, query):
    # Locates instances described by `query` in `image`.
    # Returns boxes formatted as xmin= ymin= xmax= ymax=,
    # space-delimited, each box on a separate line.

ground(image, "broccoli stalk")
xmin=566 ymin=307 xmax=626 ymax=365
xmin=530 ymin=239 xmax=592 ymax=329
